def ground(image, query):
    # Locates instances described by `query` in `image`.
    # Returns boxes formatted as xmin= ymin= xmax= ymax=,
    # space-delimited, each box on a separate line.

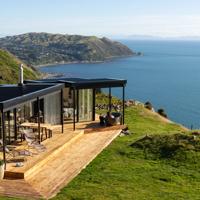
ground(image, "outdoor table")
xmin=20 ymin=122 xmax=53 ymax=141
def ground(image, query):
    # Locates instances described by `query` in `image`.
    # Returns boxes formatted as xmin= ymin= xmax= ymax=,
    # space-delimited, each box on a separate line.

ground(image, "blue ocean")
xmin=40 ymin=40 xmax=200 ymax=129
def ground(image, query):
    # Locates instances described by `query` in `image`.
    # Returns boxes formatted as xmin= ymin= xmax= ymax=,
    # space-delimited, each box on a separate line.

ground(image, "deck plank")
xmin=0 ymin=179 xmax=42 ymax=199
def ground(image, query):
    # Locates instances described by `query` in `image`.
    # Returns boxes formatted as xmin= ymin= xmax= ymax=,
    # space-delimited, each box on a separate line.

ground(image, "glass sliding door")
xmin=79 ymin=89 xmax=93 ymax=121
xmin=44 ymin=91 xmax=61 ymax=125
xmin=3 ymin=110 xmax=15 ymax=144
xmin=63 ymin=88 xmax=76 ymax=122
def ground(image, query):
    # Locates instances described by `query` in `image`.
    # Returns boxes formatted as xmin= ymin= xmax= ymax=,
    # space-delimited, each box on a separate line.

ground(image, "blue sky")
xmin=1 ymin=0 xmax=200 ymax=37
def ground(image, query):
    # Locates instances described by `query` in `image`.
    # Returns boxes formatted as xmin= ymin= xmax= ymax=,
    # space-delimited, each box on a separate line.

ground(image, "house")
xmin=0 ymin=67 xmax=127 ymax=199
xmin=25 ymin=77 xmax=127 ymax=130
xmin=0 ymin=77 xmax=126 ymax=166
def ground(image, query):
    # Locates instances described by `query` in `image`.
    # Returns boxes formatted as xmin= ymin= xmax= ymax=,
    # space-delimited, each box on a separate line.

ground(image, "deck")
xmin=0 ymin=121 xmax=124 ymax=199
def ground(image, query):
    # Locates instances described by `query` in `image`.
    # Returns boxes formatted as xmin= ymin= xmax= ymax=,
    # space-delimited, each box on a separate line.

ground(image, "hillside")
xmin=0 ymin=103 xmax=199 ymax=200
xmin=50 ymin=105 xmax=200 ymax=200
xmin=0 ymin=33 xmax=134 ymax=66
xmin=0 ymin=49 xmax=39 ymax=84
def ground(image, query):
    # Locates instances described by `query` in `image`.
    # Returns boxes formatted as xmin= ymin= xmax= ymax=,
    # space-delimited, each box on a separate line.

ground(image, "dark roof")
xmin=0 ymin=83 xmax=64 ymax=111
xmin=25 ymin=77 xmax=127 ymax=89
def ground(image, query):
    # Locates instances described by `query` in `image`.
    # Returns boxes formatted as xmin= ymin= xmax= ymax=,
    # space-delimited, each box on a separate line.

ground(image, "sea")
xmin=40 ymin=40 xmax=200 ymax=129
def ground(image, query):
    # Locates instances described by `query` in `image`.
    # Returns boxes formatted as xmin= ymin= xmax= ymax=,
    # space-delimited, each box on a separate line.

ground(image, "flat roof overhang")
xmin=24 ymin=78 xmax=127 ymax=89
xmin=0 ymin=83 xmax=64 ymax=112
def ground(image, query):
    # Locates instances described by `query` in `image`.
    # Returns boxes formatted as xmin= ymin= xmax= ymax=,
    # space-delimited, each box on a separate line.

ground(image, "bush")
xmin=157 ymin=108 xmax=168 ymax=118
xmin=130 ymin=133 xmax=200 ymax=162
xmin=144 ymin=101 xmax=153 ymax=110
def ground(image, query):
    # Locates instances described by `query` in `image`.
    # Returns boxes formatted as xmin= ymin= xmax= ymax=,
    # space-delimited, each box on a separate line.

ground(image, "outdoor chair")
xmin=99 ymin=114 xmax=107 ymax=126
xmin=111 ymin=112 xmax=121 ymax=124
xmin=22 ymin=129 xmax=46 ymax=153
xmin=106 ymin=112 xmax=121 ymax=126
xmin=0 ymin=140 xmax=31 ymax=163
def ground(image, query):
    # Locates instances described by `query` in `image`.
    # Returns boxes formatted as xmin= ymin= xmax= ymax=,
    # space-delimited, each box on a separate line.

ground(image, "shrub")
xmin=157 ymin=108 xmax=168 ymax=118
xmin=144 ymin=101 xmax=153 ymax=110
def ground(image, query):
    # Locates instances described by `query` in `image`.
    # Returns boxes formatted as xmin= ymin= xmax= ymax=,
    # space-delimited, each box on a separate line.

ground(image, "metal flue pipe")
xmin=19 ymin=63 xmax=24 ymax=85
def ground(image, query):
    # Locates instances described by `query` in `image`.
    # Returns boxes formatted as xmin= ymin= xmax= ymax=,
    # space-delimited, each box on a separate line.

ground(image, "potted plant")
xmin=0 ymin=160 xmax=5 ymax=179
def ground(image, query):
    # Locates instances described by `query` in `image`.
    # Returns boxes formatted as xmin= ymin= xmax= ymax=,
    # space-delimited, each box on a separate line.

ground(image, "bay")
xmin=40 ymin=40 xmax=200 ymax=129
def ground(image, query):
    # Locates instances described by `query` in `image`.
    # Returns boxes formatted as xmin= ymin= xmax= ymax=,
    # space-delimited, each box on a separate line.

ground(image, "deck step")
xmin=27 ymin=129 xmax=122 ymax=199
xmin=4 ymin=130 xmax=84 ymax=180
xmin=84 ymin=124 xmax=126 ymax=133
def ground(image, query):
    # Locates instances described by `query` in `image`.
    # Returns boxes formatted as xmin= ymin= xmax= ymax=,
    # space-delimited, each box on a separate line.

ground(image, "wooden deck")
xmin=0 ymin=121 xmax=123 ymax=199
xmin=5 ymin=129 xmax=84 ymax=179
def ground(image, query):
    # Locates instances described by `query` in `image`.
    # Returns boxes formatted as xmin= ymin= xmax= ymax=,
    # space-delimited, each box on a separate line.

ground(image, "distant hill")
xmin=0 ymin=33 xmax=134 ymax=66
xmin=0 ymin=49 xmax=39 ymax=84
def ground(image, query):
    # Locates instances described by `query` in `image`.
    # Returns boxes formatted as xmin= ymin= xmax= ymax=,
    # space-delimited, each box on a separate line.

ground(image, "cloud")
xmin=1 ymin=14 xmax=200 ymax=37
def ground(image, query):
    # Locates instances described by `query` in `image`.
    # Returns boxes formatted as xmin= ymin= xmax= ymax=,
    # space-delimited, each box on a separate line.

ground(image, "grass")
xmin=0 ymin=49 xmax=39 ymax=84
xmin=52 ymin=105 xmax=200 ymax=200
xmin=0 ymin=97 xmax=199 ymax=200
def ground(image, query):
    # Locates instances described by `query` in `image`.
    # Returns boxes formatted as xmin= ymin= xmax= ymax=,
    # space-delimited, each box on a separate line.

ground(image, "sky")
xmin=1 ymin=0 xmax=200 ymax=38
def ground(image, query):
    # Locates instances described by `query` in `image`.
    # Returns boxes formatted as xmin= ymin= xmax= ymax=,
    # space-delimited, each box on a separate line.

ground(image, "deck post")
xmin=7 ymin=111 xmax=11 ymax=144
xmin=60 ymin=89 xmax=64 ymax=133
xmin=1 ymin=111 xmax=6 ymax=169
xmin=109 ymin=87 xmax=112 ymax=112
xmin=92 ymin=88 xmax=96 ymax=121
xmin=76 ymin=89 xmax=79 ymax=123
xmin=73 ymin=88 xmax=76 ymax=131
xmin=37 ymin=97 xmax=41 ymax=143
xmin=14 ymin=108 xmax=17 ymax=141
xmin=122 ymin=86 xmax=125 ymax=125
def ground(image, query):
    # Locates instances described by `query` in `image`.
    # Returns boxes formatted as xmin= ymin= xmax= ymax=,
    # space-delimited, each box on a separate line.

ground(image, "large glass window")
xmin=79 ymin=89 xmax=93 ymax=121
xmin=44 ymin=91 xmax=61 ymax=125
xmin=62 ymin=88 xmax=93 ymax=122
xmin=2 ymin=110 xmax=15 ymax=144
xmin=63 ymin=88 xmax=76 ymax=122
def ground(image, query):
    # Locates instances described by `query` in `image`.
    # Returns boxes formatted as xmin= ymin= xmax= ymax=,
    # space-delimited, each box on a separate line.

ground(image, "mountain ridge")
xmin=0 ymin=32 xmax=134 ymax=66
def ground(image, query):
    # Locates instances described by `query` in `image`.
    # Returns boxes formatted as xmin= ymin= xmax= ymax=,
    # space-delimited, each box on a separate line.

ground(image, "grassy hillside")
xmin=0 ymin=103 xmax=199 ymax=200
xmin=0 ymin=33 xmax=134 ymax=66
xmin=51 ymin=105 xmax=200 ymax=200
xmin=0 ymin=49 xmax=39 ymax=84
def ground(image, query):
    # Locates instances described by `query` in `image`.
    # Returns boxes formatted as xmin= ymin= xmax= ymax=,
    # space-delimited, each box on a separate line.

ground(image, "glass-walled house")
xmin=25 ymin=78 xmax=127 ymax=130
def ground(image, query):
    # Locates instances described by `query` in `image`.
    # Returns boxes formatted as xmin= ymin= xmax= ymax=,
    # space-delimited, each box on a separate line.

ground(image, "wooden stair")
xmin=4 ymin=130 xmax=84 ymax=180
xmin=0 ymin=129 xmax=122 ymax=199
xmin=26 ymin=129 xmax=122 ymax=199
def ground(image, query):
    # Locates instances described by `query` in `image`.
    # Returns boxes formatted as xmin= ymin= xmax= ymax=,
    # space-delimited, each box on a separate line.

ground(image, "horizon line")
xmin=1 ymin=32 xmax=200 ymax=40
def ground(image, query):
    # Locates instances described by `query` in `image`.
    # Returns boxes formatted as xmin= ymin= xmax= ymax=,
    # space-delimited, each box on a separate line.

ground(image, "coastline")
xmin=35 ymin=54 xmax=135 ymax=68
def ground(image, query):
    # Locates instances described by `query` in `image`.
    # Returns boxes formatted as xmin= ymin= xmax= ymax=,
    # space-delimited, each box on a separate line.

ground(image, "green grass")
xmin=0 ymin=49 xmax=39 ymax=84
xmin=53 ymin=106 xmax=200 ymax=200
xmin=1 ymin=97 xmax=199 ymax=200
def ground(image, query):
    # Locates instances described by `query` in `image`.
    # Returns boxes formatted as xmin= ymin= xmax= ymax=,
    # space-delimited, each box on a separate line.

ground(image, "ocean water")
xmin=40 ymin=40 xmax=200 ymax=129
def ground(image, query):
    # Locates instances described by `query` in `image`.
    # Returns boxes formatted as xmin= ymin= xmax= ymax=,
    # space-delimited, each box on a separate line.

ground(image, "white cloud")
xmin=1 ymin=14 xmax=200 ymax=37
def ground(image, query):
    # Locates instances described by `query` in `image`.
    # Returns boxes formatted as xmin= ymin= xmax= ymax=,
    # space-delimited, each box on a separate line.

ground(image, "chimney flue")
xmin=19 ymin=63 xmax=24 ymax=85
